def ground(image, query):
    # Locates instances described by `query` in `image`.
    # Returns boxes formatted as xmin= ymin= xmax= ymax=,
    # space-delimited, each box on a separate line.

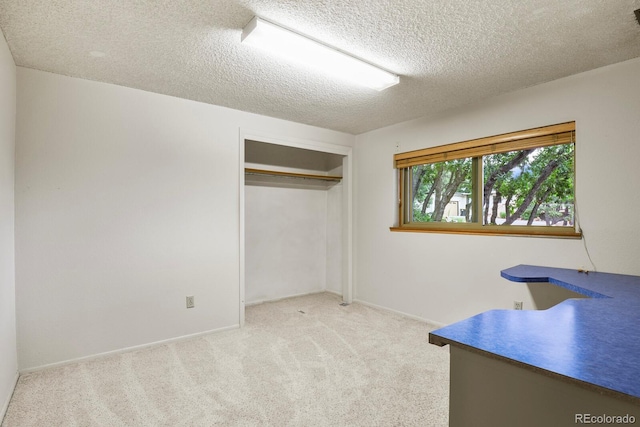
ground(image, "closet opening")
xmin=239 ymin=135 xmax=353 ymax=326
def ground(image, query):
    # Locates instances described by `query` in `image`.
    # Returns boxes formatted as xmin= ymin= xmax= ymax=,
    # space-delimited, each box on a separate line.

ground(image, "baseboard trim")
xmin=19 ymin=298 xmax=443 ymax=375
xmin=353 ymin=298 xmax=447 ymax=328
xmin=20 ymin=324 xmax=240 ymax=374
xmin=1 ymin=371 xmax=19 ymax=424
xmin=246 ymin=289 xmax=335 ymax=306
xmin=324 ymin=289 xmax=343 ymax=298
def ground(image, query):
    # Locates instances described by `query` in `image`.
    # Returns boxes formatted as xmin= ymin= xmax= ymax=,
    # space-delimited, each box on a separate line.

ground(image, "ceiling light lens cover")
xmin=241 ymin=17 xmax=399 ymax=91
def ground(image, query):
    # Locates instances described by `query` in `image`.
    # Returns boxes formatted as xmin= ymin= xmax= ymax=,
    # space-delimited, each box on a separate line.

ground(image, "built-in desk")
xmin=429 ymin=265 xmax=640 ymax=427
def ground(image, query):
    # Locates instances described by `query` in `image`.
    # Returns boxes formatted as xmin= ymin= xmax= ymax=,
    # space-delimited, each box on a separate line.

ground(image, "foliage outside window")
xmin=392 ymin=122 xmax=580 ymax=238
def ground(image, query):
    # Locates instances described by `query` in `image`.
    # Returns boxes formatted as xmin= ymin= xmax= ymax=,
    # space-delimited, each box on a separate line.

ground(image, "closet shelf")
xmin=245 ymin=168 xmax=342 ymax=182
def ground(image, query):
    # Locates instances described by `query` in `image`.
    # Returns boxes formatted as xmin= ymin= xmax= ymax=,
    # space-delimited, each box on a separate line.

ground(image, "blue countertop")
xmin=429 ymin=264 xmax=640 ymax=404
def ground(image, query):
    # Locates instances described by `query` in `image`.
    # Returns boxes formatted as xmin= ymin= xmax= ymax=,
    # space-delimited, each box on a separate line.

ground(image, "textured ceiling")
xmin=1 ymin=0 xmax=640 ymax=135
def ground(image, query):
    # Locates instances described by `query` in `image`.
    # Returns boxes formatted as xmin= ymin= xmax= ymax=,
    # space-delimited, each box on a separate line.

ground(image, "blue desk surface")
xmin=429 ymin=264 xmax=640 ymax=404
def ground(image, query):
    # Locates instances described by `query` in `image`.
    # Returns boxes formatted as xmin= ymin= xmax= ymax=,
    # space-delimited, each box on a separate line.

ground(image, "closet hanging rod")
xmin=245 ymin=168 xmax=342 ymax=182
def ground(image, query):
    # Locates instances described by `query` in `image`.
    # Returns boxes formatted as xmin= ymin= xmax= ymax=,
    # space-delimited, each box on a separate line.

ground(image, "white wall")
xmin=15 ymin=68 xmax=353 ymax=370
xmin=0 ymin=31 xmax=17 ymax=418
xmin=245 ymin=185 xmax=328 ymax=303
xmin=326 ymin=179 xmax=343 ymax=294
xmin=354 ymin=57 xmax=640 ymax=325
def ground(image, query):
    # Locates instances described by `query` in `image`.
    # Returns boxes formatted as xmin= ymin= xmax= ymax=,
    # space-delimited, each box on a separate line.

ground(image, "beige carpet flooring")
xmin=2 ymin=292 xmax=450 ymax=426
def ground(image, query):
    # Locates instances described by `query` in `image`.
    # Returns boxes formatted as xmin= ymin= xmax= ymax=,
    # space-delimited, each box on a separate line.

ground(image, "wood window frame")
xmin=391 ymin=122 xmax=581 ymax=238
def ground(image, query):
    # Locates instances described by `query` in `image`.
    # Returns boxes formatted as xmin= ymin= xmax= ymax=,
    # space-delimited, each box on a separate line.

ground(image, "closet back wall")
xmin=245 ymin=185 xmax=329 ymax=304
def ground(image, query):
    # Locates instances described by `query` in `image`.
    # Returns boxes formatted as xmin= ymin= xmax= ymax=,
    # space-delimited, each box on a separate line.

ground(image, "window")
xmin=392 ymin=122 xmax=580 ymax=238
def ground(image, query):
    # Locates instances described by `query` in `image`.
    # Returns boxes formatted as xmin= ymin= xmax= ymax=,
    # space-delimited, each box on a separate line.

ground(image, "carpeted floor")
xmin=2 ymin=292 xmax=450 ymax=426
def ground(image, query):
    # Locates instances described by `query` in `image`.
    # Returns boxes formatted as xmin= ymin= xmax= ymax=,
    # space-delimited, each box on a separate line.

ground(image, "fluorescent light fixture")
xmin=241 ymin=16 xmax=399 ymax=91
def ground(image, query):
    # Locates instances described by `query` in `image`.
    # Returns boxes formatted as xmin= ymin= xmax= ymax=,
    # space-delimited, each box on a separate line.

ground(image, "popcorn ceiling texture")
xmin=0 ymin=0 xmax=639 ymax=134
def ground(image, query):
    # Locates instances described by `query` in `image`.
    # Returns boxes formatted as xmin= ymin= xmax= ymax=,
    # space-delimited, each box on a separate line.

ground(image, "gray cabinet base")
xmin=450 ymin=346 xmax=639 ymax=427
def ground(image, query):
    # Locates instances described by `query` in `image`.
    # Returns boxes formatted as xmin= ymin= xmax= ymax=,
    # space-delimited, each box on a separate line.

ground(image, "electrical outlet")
xmin=186 ymin=296 xmax=195 ymax=309
xmin=514 ymin=301 xmax=523 ymax=310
